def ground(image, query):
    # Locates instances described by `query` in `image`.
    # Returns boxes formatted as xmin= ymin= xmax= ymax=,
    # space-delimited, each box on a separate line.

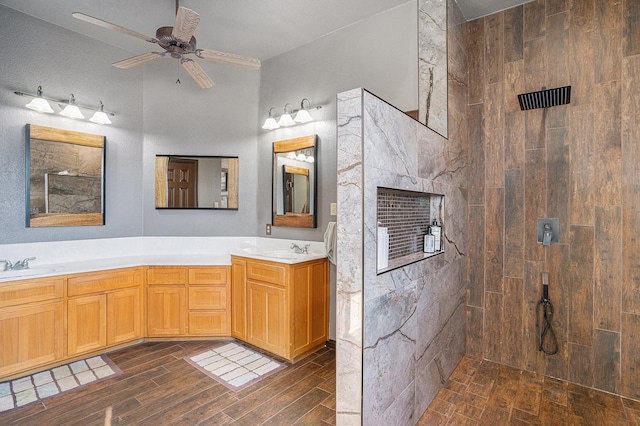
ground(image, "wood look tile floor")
xmin=0 ymin=341 xmax=335 ymax=425
xmin=419 ymin=356 xmax=640 ymax=425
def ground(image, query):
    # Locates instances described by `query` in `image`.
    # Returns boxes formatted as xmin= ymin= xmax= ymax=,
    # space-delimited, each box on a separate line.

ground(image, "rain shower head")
xmin=518 ymin=86 xmax=571 ymax=111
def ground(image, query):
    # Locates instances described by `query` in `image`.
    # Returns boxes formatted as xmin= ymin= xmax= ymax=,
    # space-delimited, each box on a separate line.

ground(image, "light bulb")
xmin=278 ymin=113 xmax=295 ymax=127
xmin=262 ymin=117 xmax=279 ymax=130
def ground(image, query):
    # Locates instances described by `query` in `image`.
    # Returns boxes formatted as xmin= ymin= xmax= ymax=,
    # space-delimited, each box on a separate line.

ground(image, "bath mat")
xmin=185 ymin=342 xmax=287 ymax=392
xmin=0 ymin=355 xmax=122 ymax=415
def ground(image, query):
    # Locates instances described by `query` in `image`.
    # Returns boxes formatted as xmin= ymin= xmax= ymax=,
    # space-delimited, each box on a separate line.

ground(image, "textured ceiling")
xmin=0 ymin=0 xmax=533 ymax=61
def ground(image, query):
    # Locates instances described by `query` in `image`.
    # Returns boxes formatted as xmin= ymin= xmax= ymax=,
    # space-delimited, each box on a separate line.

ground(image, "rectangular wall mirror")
xmin=26 ymin=124 xmax=105 ymax=227
xmin=272 ymin=135 xmax=317 ymax=228
xmin=155 ymin=155 xmax=238 ymax=209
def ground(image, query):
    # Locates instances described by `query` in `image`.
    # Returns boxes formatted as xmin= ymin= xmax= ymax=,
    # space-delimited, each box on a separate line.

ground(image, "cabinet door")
xmin=68 ymin=294 xmax=107 ymax=356
xmin=231 ymin=258 xmax=246 ymax=339
xmin=247 ymin=281 xmax=286 ymax=357
xmin=107 ymin=288 xmax=142 ymax=345
xmin=189 ymin=312 xmax=229 ymax=335
xmin=0 ymin=302 xmax=64 ymax=378
xmin=147 ymin=286 xmax=187 ymax=336
xmin=188 ymin=286 xmax=227 ymax=310
xmin=292 ymin=260 xmax=329 ymax=358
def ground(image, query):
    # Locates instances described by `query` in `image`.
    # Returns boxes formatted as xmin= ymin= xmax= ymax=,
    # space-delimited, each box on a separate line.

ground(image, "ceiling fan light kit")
xmin=72 ymin=2 xmax=261 ymax=89
xmin=262 ymin=98 xmax=322 ymax=131
xmin=14 ymin=85 xmax=115 ymax=124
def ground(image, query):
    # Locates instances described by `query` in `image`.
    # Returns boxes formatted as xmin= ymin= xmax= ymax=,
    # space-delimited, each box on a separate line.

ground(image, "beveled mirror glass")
xmin=272 ymin=135 xmax=317 ymax=228
xmin=26 ymin=124 xmax=105 ymax=227
xmin=155 ymin=155 xmax=238 ymax=209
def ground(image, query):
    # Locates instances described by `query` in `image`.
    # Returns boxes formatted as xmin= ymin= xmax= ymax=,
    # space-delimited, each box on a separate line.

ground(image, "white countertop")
xmin=0 ymin=237 xmax=327 ymax=283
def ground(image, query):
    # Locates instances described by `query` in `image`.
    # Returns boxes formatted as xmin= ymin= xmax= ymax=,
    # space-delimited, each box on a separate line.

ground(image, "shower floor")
xmin=419 ymin=355 xmax=640 ymax=425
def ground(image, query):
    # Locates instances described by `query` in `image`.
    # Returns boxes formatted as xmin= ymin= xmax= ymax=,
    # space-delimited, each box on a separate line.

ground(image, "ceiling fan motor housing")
xmin=156 ymin=26 xmax=197 ymax=58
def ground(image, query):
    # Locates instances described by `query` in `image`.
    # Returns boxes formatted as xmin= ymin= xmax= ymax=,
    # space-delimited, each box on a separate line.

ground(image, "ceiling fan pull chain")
xmin=176 ymin=63 xmax=181 ymax=85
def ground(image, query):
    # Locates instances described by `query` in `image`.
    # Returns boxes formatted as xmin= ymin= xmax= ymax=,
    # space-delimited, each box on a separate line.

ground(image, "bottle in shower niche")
xmin=431 ymin=219 xmax=441 ymax=251
xmin=424 ymin=227 xmax=435 ymax=253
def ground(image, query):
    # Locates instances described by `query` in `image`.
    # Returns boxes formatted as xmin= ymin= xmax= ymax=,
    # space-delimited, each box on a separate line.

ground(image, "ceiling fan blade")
xmin=72 ymin=12 xmax=157 ymax=43
xmin=195 ymin=49 xmax=261 ymax=70
xmin=181 ymin=59 xmax=214 ymax=89
xmin=113 ymin=52 xmax=163 ymax=69
xmin=172 ymin=7 xmax=200 ymax=43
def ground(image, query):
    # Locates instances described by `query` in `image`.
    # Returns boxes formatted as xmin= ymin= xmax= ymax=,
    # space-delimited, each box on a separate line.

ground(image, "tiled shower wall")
xmin=466 ymin=0 xmax=640 ymax=399
xmin=336 ymin=1 xmax=469 ymax=423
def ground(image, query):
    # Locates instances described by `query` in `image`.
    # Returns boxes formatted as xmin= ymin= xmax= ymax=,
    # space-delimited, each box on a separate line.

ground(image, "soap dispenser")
xmin=431 ymin=219 xmax=442 ymax=251
xmin=424 ymin=227 xmax=435 ymax=253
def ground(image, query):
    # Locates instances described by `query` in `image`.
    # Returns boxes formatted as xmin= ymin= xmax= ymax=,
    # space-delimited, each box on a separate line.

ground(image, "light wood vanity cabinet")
xmin=67 ymin=268 xmax=142 ymax=356
xmin=0 ymin=277 xmax=64 ymax=378
xmin=0 ymin=257 xmax=323 ymax=380
xmin=146 ymin=266 xmax=230 ymax=337
xmin=231 ymin=256 xmax=329 ymax=361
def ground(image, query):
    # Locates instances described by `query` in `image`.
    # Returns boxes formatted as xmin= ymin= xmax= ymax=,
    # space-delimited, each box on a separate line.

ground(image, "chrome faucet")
xmin=1 ymin=257 xmax=35 ymax=271
xmin=290 ymin=243 xmax=310 ymax=254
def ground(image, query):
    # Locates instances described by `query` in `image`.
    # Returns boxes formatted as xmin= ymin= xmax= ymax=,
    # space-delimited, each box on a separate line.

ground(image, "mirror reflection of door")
xmin=283 ymin=165 xmax=309 ymax=214
xmin=167 ymin=158 xmax=198 ymax=208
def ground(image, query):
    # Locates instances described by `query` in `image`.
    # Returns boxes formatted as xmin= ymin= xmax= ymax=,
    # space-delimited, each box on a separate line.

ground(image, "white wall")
xmin=257 ymin=2 xmax=418 ymax=340
xmin=141 ymin=58 xmax=261 ymax=235
xmin=0 ymin=5 xmax=144 ymax=244
xmin=257 ymin=2 xmax=418 ymax=242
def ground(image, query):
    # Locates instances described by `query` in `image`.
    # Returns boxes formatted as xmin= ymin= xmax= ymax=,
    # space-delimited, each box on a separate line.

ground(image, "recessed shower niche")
xmin=376 ymin=187 xmax=444 ymax=273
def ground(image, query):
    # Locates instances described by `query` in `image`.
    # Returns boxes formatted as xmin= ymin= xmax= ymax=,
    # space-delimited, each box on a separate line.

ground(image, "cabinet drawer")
xmin=146 ymin=268 xmax=187 ymax=285
xmin=189 ymin=267 xmax=229 ymax=285
xmin=68 ymin=268 xmax=141 ymax=297
xmin=188 ymin=285 xmax=228 ymax=310
xmin=0 ymin=278 xmax=63 ymax=308
xmin=189 ymin=311 xmax=229 ymax=335
xmin=246 ymin=261 xmax=286 ymax=287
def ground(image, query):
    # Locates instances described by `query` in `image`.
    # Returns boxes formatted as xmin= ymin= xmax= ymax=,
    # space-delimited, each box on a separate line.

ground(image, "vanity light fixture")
xmin=262 ymin=107 xmax=280 ymax=130
xmin=14 ymin=85 xmax=115 ymax=124
xmin=293 ymin=98 xmax=314 ymax=124
xmin=24 ymin=86 xmax=54 ymax=114
xmin=89 ymin=101 xmax=112 ymax=125
xmin=60 ymin=94 xmax=85 ymax=119
xmin=261 ymin=98 xmax=322 ymax=131
xmin=277 ymin=103 xmax=296 ymax=127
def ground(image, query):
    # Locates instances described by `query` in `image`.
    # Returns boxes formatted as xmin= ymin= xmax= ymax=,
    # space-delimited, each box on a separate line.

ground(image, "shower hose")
xmin=536 ymin=284 xmax=558 ymax=355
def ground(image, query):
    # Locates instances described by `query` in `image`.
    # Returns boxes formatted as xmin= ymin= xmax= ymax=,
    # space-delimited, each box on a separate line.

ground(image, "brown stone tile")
xmin=505 ymin=6 xmax=524 ymax=63
xmin=467 ymin=18 xmax=485 ymax=105
xmin=622 ymin=397 xmax=640 ymax=412
xmin=512 ymin=407 xmax=541 ymax=424
xmin=462 ymin=390 xmax=489 ymax=409
xmin=623 ymin=0 xmax=640 ymax=57
xmin=485 ymin=12 xmax=504 ymax=84
xmin=514 ymin=380 xmax=543 ymax=415
xmin=538 ymin=399 xmax=567 ymax=425
xmin=419 ymin=409 xmax=448 ymax=425
xmin=467 ymin=382 xmax=493 ymax=400
xmin=430 ymin=397 xmax=456 ymax=417
xmin=262 ymin=388 xmax=331 ymax=426
xmin=449 ymin=411 xmax=480 ymax=426
xmin=486 ymin=375 xmax=519 ymax=411
xmin=479 ymin=406 xmax=510 ymax=425
xmin=523 ymin=0 xmax=545 ymax=41
xmin=446 ymin=379 xmax=469 ymax=394
xmin=546 ymin=127 xmax=570 ymax=242
xmin=504 ymin=171 xmax=525 ymax=279
xmin=593 ymin=82 xmax=622 ymax=208
xmin=455 ymin=402 xmax=484 ymax=420
xmin=440 ymin=388 xmax=465 ymax=405
xmin=484 ymin=291 xmax=504 ymax=361
xmin=621 ymin=314 xmax=640 ymax=400
xmin=524 ymin=150 xmax=545 ymax=262
xmin=568 ymin=226 xmax=595 ymax=347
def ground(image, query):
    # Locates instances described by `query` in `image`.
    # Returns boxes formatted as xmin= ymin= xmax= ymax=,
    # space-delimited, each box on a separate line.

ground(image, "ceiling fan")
xmin=72 ymin=1 xmax=261 ymax=88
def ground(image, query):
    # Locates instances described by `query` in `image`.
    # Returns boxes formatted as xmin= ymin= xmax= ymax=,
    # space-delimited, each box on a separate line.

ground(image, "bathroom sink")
xmin=261 ymin=250 xmax=307 ymax=260
xmin=0 ymin=267 xmax=56 ymax=279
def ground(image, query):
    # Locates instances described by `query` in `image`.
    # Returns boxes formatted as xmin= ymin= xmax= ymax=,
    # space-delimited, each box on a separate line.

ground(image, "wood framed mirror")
xmin=155 ymin=155 xmax=238 ymax=209
xmin=26 ymin=124 xmax=105 ymax=227
xmin=272 ymin=135 xmax=317 ymax=228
